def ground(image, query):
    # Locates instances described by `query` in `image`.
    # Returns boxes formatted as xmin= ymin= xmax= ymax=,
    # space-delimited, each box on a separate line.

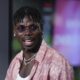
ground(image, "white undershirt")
xmin=16 ymin=73 xmax=30 ymax=80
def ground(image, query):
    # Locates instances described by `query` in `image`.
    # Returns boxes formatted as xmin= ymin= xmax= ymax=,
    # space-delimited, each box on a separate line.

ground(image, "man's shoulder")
xmin=42 ymin=41 xmax=69 ymax=66
xmin=46 ymin=47 xmax=65 ymax=60
xmin=9 ymin=50 xmax=23 ymax=65
xmin=46 ymin=47 xmax=70 ymax=67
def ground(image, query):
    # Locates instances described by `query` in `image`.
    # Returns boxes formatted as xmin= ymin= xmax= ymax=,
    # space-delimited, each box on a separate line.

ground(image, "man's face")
xmin=14 ymin=17 xmax=43 ymax=51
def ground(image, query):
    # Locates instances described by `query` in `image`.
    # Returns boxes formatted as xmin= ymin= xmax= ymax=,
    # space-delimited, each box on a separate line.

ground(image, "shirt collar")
xmin=35 ymin=40 xmax=48 ymax=63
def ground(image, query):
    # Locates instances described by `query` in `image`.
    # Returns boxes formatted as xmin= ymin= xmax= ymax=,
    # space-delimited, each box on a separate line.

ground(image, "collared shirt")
xmin=5 ymin=40 xmax=74 ymax=80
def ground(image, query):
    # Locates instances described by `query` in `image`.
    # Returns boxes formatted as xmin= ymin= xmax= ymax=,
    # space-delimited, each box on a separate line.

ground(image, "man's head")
xmin=13 ymin=6 xmax=43 ymax=52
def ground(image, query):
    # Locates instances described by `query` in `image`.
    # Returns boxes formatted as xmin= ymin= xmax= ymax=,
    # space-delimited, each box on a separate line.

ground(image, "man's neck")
xmin=23 ymin=51 xmax=36 ymax=60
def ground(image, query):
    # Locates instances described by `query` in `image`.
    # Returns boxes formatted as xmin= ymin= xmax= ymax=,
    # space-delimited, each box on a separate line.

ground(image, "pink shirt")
xmin=5 ymin=40 xmax=74 ymax=80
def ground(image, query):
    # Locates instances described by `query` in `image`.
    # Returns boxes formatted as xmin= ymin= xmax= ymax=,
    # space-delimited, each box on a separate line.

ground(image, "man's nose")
xmin=25 ymin=29 xmax=32 ymax=36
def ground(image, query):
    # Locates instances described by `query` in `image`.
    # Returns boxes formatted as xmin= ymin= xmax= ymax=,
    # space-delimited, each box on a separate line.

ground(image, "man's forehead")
xmin=17 ymin=16 xmax=34 ymax=26
xmin=23 ymin=16 xmax=33 ymax=23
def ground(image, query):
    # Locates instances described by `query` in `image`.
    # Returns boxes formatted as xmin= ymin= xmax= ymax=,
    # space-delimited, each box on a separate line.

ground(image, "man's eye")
xmin=17 ymin=25 xmax=25 ymax=32
xmin=30 ymin=25 xmax=38 ymax=31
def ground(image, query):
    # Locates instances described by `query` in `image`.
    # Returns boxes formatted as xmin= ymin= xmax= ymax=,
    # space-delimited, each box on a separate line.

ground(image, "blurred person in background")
xmin=5 ymin=6 xmax=74 ymax=80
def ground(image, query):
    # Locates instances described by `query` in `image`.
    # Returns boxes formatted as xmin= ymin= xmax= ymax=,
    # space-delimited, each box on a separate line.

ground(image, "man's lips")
xmin=22 ymin=36 xmax=34 ymax=46
xmin=23 ymin=39 xmax=33 ymax=46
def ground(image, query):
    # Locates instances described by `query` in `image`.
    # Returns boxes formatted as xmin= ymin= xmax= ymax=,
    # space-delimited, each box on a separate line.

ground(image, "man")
xmin=5 ymin=6 xmax=74 ymax=80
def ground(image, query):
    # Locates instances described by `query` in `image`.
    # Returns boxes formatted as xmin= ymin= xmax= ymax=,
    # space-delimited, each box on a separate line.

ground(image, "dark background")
xmin=0 ymin=0 xmax=9 ymax=80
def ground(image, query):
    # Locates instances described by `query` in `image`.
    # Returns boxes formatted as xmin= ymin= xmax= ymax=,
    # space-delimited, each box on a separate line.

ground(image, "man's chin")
xmin=23 ymin=43 xmax=35 ymax=50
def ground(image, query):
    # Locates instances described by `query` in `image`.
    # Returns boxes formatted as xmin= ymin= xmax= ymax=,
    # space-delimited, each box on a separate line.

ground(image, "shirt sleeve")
xmin=59 ymin=60 xmax=74 ymax=80
xmin=5 ymin=52 xmax=22 ymax=80
xmin=5 ymin=57 xmax=19 ymax=80
xmin=49 ymin=58 xmax=74 ymax=80
xmin=5 ymin=60 xmax=14 ymax=80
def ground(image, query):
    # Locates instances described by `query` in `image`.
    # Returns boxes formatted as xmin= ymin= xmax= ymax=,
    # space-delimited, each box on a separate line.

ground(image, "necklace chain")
xmin=23 ymin=54 xmax=36 ymax=66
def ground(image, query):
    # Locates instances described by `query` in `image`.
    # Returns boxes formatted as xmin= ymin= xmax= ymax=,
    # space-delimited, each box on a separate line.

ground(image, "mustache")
xmin=23 ymin=36 xmax=33 ymax=40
